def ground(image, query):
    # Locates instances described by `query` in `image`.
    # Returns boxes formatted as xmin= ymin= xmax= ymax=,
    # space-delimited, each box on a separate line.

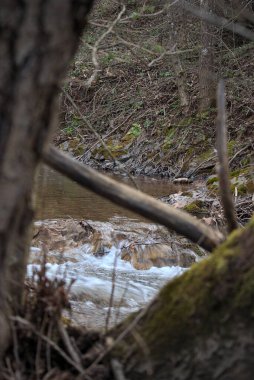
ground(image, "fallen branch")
xmin=216 ymin=80 xmax=238 ymax=233
xmin=185 ymin=155 xmax=217 ymax=178
xmin=43 ymin=146 xmax=224 ymax=252
xmin=57 ymin=321 xmax=83 ymax=373
xmin=178 ymin=0 xmax=254 ymax=41
xmin=229 ymin=143 xmax=251 ymax=166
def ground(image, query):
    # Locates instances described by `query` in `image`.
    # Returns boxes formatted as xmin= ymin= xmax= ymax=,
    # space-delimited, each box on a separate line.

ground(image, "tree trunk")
xmin=166 ymin=15 xmax=189 ymax=108
xmin=112 ymin=219 xmax=254 ymax=379
xmin=0 ymin=0 xmax=93 ymax=354
xmin=199 ymin=0 xmax=217 ymax=111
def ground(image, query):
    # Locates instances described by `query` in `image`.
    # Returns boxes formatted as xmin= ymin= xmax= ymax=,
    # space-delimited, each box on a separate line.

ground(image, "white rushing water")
xmin=33 ymin=167 xmax=196 ymax=328
xmin=29 ymin=242 xmax=186 ymax=329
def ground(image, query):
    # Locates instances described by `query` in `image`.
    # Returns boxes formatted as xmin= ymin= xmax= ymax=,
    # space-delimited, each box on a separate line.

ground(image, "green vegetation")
xmin=127 ymin=123 xmax=142 ymax=138
xmin=183 ymin=200 xmax=210 ymax=217
xmin=206 ymin=176 xmax=218 ymax=185
xmin=162 ymin=127 xmax=176 ymax=151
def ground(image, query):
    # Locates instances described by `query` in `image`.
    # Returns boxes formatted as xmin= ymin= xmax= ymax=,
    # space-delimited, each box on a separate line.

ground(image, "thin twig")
xmin=87 ymin=305 xmax=149 ymax=372
xmin=80 ymin=108 xmax=137 ymax=160
xmin=10 ymin=321 xmax=22 ymax=380
xmin=115 ymin=32 xmax=198 ymax=59
xmin=120 ymin=0 xmax=181 ymax=22
xmin=58 ymin=321 xmax=83 ymax=373
xmin=46 ymin=322 xmax=53 ymax=372
xmin=111 ymin=359 xmax=128 ymax=380
xmin=63 ymin=89 xmax=139 ymax=189
xmin=35 ymin=317 xmax=47 ymax=380
xmin=114 ymin=282 xmax=130 ymax=326
xmin=216 ymin=80 xmax=238 ymax=232
xmin=182 ymin=154 xmax=217 ymax=179
xmin=11 ymin=316 xmax=84 ymax=374
xmin=148 ymin=44 xmax=178 ymax=67
xmin=86 ymin=5 xmax=126 ymax=87
xmin=105 ymin=251 xmax=118 ymax=333
xmin=5 ymin=358 xmax=15 ymax=380
xmin=229 ymin=144 xmax=251 ymax=166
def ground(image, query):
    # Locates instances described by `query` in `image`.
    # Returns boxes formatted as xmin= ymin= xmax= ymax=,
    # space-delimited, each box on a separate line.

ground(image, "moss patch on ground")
xmin=183 ymin=200 xmax=210 ymax=217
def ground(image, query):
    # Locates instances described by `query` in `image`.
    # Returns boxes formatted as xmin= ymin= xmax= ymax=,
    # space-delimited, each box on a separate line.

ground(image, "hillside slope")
xmin=56 ymin=0 xmax=254 ymax=183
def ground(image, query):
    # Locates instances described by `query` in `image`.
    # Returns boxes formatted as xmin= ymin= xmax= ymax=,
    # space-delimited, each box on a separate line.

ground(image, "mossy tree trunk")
xmin=112 ymin=220 xmax=254 ymax=379
xmin=0 ymin=0 xmax=93 ymax=354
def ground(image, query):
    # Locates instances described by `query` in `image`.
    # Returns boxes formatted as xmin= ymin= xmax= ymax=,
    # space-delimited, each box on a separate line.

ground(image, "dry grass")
xmin=1 ymin=256 xmax=108 ymax=380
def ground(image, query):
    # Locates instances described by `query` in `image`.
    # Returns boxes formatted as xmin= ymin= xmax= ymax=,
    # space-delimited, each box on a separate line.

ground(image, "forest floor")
xmin=55 ymin=1 xmax=254 ymax=182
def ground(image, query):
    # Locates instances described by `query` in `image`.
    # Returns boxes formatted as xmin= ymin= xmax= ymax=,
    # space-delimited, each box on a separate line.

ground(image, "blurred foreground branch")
xmin=43 ymin=146 xmax=224 ymax=252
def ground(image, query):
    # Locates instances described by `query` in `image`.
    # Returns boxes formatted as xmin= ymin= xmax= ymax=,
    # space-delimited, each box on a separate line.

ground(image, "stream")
xmin=31 ymin=165 xmax=197 ymax=329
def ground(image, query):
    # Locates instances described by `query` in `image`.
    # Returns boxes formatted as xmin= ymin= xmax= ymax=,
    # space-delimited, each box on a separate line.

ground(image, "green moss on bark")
xmin=141 ymin=228 xmax=243 ymax=352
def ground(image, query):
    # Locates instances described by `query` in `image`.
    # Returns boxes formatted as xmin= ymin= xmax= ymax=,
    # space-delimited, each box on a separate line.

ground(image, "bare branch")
xmin=86 ymin=5 xmax=126 ymax=87
xmin=229 ymin=143 xmax=251 ymax=166
xmin=63 ymin=89 xmax=138 ymax=189
xmin=43 ymin=146 xmax=224 ymax=252
xmin=178 ymin=0 xmax=254 ymax=41
xmin=58 ymin=321 xmax=83 ymax=372
xmin=105 ymin=252 xmax=118 ymax=333
xmin=11 ymin=316 xmax=83 ymax=374
xmin=216 ymin=80 xmax=238 ymax=233
xmin=111 ymin=359 xmax=128 ymax=380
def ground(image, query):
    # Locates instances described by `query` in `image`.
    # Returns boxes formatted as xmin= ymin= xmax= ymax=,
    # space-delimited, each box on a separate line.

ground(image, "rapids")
xmin=30 ymin=166 xmax=200 ymax=329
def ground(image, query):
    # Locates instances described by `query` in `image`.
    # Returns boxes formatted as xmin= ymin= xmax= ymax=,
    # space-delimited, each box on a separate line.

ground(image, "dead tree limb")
xmin=43 ymin=146 xmax=224 ymax=252
xmin=216 ymin=80 xmax=238 ymax=233
xmin=86 ymin=5 xmax=126 ymax=87
xmin=178 ymin=0 xmax=254 ymax=41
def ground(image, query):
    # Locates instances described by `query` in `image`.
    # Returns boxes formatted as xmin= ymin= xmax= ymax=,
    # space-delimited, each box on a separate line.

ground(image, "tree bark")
xmin=199 ymin=0 xmax=217 ymax=111
xmin=0 ymin=0 xmax=93 ymax=354
xmin=165 ymin=11 xmax=189 ymax=108
xmin=111 ymin=219 xmax=254 ymax=379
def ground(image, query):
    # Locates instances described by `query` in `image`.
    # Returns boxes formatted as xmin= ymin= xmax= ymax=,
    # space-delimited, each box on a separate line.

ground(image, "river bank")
xmin=32 ymin=166 xmax=204 ymax=329
xmin=55 ymin=1 xmax=254 ymax=181
xmin=31 ymin=165 xmax=253 ymax=330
